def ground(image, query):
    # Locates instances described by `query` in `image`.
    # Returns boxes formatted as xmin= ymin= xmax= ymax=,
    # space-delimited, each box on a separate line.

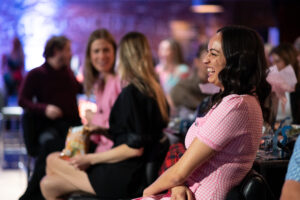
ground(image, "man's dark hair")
xmin=43 ymin=36 xmax=69 ymax=59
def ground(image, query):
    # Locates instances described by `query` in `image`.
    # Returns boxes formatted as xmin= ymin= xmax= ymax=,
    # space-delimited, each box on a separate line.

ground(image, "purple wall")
xmin=0 ymin=0 xmax=229 ymax=74
xmin=2 ymin=0 xmax=297 ymax=83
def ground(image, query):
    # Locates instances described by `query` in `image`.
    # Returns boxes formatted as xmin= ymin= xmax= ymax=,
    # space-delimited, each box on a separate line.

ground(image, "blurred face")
xmin=158 ymin=40 xmax=173 ymax=64
xmin=54 ymin=41 xmax=72 ymax=69
xmin=203 ymin=33 xmax=226 ymax=89
xmin=90 ymin=39 xmax=115 ymax=74
xmin=270 ymin=53 xmax=286 ymax=71
xmin=194 ymin=51 xmax=208 ymax=83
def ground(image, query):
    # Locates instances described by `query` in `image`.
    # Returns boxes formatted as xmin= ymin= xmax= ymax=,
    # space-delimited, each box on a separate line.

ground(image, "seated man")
xmin=280 ymin=136 xmax=300 ymax=200
xmin=18 ymin=35 xmax=82 ymax=200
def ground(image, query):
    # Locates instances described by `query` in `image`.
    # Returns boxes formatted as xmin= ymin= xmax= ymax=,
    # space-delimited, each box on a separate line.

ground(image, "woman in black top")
xmin=40 ymin=32 xmax=169 ymax=199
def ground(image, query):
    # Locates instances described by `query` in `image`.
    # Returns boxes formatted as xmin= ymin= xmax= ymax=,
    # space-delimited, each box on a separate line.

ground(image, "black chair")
xmin=67 ymin=136 xmax=170 ymax=200
xmin=290 ymin=82 xmax=300 ymax=124
xmin=226 ymin=169 xmax=276 ymax=200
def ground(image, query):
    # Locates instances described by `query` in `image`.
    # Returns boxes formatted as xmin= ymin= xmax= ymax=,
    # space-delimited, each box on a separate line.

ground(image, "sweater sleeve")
xmin=18 ymin=70 xmax=47 ymax=115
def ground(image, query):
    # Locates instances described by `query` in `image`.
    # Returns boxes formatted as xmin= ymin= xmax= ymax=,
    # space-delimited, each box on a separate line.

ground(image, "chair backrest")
xmin=145 ymin=136 xmax=170 ymax=185
xmin=226 ymin=169 xmax=275 ymax=200
xmin=290 ymin=83 xmax=300 ymax=124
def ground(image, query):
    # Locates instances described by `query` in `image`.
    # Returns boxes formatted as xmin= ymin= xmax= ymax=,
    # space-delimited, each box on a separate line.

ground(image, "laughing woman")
xmin=142 ymin=25 xmax=271 ymax=200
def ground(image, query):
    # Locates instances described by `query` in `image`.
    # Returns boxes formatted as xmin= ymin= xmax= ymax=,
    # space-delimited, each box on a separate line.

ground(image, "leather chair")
xmin=67 ymin=136 xmax=170 ymax=200
xmin=226 ymin=169 xmax=276 ymax=200
xmin=290 ymin=83 xmax=300 ymax=124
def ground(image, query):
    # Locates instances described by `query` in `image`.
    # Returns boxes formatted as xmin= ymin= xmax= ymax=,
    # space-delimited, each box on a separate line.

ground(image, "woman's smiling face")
xmin=203 ymin=33 xmax=226 ymax=89
xmin=90 ymin=39 xmax=115 ymax=74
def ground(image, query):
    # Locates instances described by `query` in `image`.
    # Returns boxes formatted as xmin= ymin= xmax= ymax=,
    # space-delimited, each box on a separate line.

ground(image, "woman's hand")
xmin=69 ymin=154 xmax=92 ymax=170
xmin=171 ymin=186 xmax=194 ymax=200
xmin=142 ymin=187 xmax=153 ymax=197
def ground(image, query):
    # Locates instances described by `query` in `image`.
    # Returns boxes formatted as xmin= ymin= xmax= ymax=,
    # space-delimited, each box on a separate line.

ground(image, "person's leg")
xmin=40 ymin=175 xmax=78 ymax=200
xmin=41 ymin=152 xmax=95 ymax=199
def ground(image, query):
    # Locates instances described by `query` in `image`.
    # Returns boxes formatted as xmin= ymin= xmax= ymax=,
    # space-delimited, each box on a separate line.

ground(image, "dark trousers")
xmin=19 ymin=118 xmax=81 ymax=200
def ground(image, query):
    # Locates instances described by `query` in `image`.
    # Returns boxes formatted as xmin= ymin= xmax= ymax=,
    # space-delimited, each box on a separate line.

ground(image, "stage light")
xmin=191 ymin=0 xmax=224 ymax=13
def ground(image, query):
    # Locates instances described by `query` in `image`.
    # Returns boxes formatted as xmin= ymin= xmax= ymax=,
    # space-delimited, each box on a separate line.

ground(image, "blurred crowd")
xmin=1 ymin=26 xmax=300 ymax=200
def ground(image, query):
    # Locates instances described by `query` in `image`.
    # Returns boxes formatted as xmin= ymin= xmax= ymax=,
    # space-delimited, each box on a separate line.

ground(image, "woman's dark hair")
xmin=270 ymin=43 xmax=299 ymax=83
xmin=43 ymin=36 xmax=69 ymax=59
xmin=209 ymin=25 xmax=271 ymax=121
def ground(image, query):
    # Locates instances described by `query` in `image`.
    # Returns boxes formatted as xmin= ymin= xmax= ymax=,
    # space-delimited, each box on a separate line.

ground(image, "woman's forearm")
xmin=144 ymin=163 xmax=185 ymax=196
xmin=88 ymin=144 xmax=143 ymax=165
xmin=144 ymin=138 xmax=215 ymax=196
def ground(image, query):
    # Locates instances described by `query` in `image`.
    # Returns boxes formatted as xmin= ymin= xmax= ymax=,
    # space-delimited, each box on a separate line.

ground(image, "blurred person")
xmin=83 ymin=29 xmax=121 ymax=153
xmin=40 ymin=32 xmax=169 ymax=199
xmin=1 ymin=36 xmax=24 ymax=102
xmin=269 ymin=43 xmax=299 ymax=81
xmin=280 ymin=136 xmax=300 ymax=200
xmin=18 ymin=35 xmax=82 ymax=200
xmin=294 ymin=36 xmax=300 ymax=68
xmin=170 ymin=43 xmax=219 ymax=113
xmin=139 ymin=25 xmax=271 ymax=200
xmin=156 ymin=38 xmax=190 ymax=113
xmin=268 ymin=43 xmax=299 ymax=122
xmin=264 ymin=43 xmax=274 ymax=67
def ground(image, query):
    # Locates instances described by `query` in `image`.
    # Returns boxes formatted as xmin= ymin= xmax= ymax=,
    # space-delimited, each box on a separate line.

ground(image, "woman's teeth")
xmin=207 ymin=68 xmax=215 ymax=73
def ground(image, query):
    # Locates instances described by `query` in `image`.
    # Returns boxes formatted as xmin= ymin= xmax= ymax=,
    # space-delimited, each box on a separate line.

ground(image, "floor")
xmin=0 ymin=111 xmax=27 ymax=200
xmin=0 ymin=168 xmax=27 ymax=200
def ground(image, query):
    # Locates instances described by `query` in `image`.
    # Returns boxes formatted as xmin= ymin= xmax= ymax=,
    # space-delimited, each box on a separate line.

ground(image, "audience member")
xmin=40 ymin=32 xmax=169 ymax=199
xmin=83 ymin=29 xmax=121 ymax=153
xmin=18 ymin=36 xmax=82 ymax=200
xmin=280 ymin=136 xmax=300 ymax=200
xmin=155 ymin=38 xmax=189 ymax=113
xmin=268 ymin=44 xmax=299 ymax=122
xmin=1 ymin=36 xmax=24 ymax=102
xmin=264 ymin=43 xmax=274 ymax=67
xmin=140 ymin=25 xmax=271 ymax=200
xmin=294 ymin=36 xmax=300 ymax=68
xmin=170 ymin=44 xmax=214 ymax=112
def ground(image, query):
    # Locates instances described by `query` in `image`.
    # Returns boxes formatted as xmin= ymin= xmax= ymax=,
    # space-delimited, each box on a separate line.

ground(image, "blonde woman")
xmin=40 ymin=32 xmax=169 ymax=199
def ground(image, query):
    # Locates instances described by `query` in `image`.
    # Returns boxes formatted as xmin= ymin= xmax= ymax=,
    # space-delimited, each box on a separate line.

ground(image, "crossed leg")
xmin=40 ymin=152 xmax=96 ymax=200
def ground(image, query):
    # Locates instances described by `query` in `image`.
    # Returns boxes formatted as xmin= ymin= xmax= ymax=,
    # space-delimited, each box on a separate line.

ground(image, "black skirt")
xmin=87 ymin=158 xmax=145 ymax=199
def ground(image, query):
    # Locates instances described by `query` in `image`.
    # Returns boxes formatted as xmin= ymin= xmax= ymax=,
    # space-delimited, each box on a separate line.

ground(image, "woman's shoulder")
xmin=120 ymin=84 xmax=140 ymax=97
xmin=121 ymin=84 xmax=153 ymax=101
xmin=219 ymin=94 xmax=258 ymax=109
xmin=222 ymin=93 xmax=256 ymax=102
